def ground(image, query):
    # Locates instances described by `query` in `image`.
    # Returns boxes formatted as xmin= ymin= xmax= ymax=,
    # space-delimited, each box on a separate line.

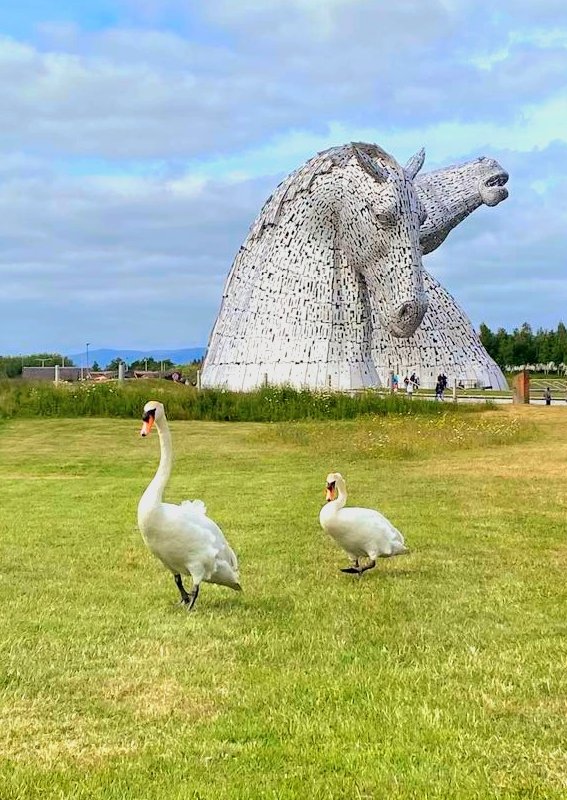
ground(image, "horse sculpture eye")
xmin=376 ymin=211 xmax=397 ymax=228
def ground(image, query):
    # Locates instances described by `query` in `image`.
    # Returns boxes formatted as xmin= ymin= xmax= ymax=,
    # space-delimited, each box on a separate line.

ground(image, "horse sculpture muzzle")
xmin=385 ymin=293 xmax=429 ymax=338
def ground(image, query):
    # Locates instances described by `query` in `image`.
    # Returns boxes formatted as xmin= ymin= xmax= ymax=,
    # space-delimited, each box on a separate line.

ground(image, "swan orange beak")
xmin=140 ymin=417 xmax=155 ymax=437
xmin=326 ymin=482 xmax=337 ymax=502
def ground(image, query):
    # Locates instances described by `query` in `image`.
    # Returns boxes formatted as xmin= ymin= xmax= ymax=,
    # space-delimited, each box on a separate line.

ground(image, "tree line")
xmin=3 ymin=330 xmax=566 ymax=378
xmin=480 ymin=322 xmax=567 ymax=369
xmin=0 ymin=353 xmax=75 ymax=378
xmin=0 ymin=354 xmax=202 ymax=378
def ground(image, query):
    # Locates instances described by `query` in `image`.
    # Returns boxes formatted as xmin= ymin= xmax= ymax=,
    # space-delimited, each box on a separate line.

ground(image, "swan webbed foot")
xmin=340 ymin=558 xmax=377 ymax=576
xmin=183 ymin=585 xmax=200 ymax=612
xmin=340 ymin=558 xmax=360 ymax=574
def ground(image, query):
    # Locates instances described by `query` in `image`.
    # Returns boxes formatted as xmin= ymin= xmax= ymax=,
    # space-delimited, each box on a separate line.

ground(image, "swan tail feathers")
xmin=181 ymin=499 xmax=207 ymax=515
xmin=389 ymin=542 xmax=410 ymax=557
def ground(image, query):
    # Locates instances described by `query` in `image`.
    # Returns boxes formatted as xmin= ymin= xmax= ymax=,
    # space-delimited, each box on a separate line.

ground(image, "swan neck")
xmin=332 ymin=478 xmax=347 ymax=510
xmin=145 ymin=416 xmax=172 ymax=505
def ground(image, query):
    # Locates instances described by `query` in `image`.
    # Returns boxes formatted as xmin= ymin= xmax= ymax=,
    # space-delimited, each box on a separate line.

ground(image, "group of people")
xmin=435 ymin=373 xmax=448 ymax=401
xmin=392 ymin=372 xmax=420 ymax=397
xmin=389 ymin=377 xmax=563 ymax=405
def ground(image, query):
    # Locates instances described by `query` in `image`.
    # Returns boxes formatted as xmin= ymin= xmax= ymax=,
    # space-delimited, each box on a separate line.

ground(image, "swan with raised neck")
xmin=137 ymin=400 xmax=241 ymax=611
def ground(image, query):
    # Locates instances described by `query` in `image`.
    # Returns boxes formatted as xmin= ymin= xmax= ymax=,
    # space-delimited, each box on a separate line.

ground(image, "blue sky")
xmin=0 ymin=0 xmax=566 ymax=354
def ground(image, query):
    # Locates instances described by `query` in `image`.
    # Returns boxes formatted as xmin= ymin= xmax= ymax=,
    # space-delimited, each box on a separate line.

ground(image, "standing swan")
xmin=137 ymin=400 xmax=241 ymax=610
xmin=319 ymin=472 xmax=409 ymax=575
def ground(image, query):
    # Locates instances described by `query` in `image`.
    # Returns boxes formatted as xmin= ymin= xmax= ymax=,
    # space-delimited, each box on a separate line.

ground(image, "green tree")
xmin=552 ymin=322 xmax=567 ymax=365
xmin=477 ymin=322 xmax=567 ymax=370
xmin=479 ymin=323 xmax=497 ymax=360
xmin=105 ymin=358 xmax=125 ymax=371
xmin=492 ymin=328 xmax=513 ymax=368
xmin=130 ymin=358 xmax=174 ymax=371
xmin=512 ymin=323 xmax=536 ymax=366
xmin=535 ymin=328 xmax=553 ymax=365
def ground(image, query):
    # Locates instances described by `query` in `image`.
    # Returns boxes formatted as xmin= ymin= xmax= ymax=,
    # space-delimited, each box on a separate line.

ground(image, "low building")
xmin=22 ymin=366 xmax=84 ymax=381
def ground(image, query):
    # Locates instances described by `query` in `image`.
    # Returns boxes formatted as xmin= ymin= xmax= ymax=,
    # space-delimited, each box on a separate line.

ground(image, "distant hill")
xmin=68 ymin=347 xmax=206 ymax=368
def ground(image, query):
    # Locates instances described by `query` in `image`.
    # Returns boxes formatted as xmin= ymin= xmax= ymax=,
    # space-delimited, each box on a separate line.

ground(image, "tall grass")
xmin=262 ymin=411 xmax=531 ymax=461
xmin=0 ymin=380 xmax=492 ymax=422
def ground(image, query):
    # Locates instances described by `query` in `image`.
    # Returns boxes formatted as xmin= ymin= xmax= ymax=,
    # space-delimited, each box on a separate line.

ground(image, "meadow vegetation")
xmin=0 ymin=379 xmax=493 ymax=423
xmin=0 ymin=402 xmax=565 ymax=798
xmin=263 ymin=411 xmax=530 ymax=461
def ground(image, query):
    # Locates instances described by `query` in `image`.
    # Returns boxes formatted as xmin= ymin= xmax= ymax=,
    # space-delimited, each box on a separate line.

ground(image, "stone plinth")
xmin=512 ymin=370 xmax=530 ymax=404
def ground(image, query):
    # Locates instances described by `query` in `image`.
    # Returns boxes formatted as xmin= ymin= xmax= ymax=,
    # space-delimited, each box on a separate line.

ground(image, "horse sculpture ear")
xmin=404 ymin=148 xmax=426 ymax=180
xmin=351 ymin=143 xmax=389 ymax=182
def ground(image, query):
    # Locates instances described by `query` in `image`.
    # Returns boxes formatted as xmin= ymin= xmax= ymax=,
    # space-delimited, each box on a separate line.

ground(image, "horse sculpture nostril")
xmin=387 ymin=297 xmax=428 ymax=338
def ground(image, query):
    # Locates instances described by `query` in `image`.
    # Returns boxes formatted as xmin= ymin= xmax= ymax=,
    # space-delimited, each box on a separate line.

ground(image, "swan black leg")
xmin=184 ymin=584 xmax=200 ymax=611
xmin=341 ymin=559 xmax=360 ymax=574
xmin=174 ymin=573 xmax=190 ymax=603
xmin=174 ymin=573 xmax=200 ymax=610
xmin=358 ymin=558 xmax=376 ymax=574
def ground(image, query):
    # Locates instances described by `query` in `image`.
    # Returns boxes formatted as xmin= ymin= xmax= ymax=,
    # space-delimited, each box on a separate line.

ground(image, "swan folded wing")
xmin=190 ymin=514 xmax=240 ymax=587
xmin=179 ymin=503 xmax=238 ymax=570
xmin=331 ymin=507 xmax=405 ymax=554
xmin=206 ymin=525 xmax=239 ymax=572
xmin=146 ymin=503 xmax=218 ymax=578
xmin=362 ymin=507 xmax=405 ymax=544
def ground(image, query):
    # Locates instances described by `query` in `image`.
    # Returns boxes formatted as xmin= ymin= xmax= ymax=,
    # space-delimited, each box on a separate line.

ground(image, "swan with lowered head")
xmin=319 ymin=472 xmax=409 ymax=575
xmin=137 ymin=400 xmax=241 ymax=610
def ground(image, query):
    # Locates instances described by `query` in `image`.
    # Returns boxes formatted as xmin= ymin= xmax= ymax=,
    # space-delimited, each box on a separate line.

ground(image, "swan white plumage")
xmin=319 ymin=472 xmax=409 ymax=575
xmin=137 ymin=400 xmax=241 ymax=610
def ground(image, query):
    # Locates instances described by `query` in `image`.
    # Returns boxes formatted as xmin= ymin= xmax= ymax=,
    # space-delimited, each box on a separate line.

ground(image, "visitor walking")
xmin=435 ymin=379 xmax=444 ymax=401
xmin=544 ymin=387 xmax=552 ymax=406
xmin=406 ymin=378 xmax=414 ymax=399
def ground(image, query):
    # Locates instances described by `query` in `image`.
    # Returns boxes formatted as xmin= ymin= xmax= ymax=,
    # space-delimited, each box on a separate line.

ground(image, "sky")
xmin=0 ymin=0 xmax=566 ymax=355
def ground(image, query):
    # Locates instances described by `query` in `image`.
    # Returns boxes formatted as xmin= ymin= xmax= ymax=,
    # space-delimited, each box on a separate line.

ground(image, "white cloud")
xmin=0 ymin=0 xmax=564 ymax=159
xmin=0 ymin=0 xmax=566 ymax=352
xmin=0 ymin=163 xmax=274 ymax=352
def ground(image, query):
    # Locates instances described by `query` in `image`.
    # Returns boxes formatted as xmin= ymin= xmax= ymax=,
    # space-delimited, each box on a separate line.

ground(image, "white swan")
xmin=319 ymin=472 xmax=409 ymax=575
xmin=137 ymin=400 xmax=241 ymax=610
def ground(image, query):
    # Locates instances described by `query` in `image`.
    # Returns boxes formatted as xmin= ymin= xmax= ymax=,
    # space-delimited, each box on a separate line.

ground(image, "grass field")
xmin=0 ymin=407 xmax=566 ymax=799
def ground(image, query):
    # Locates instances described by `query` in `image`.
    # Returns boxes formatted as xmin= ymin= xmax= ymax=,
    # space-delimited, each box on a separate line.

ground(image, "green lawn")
xmin=0 ymin=409 xmax=566 ymax=799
